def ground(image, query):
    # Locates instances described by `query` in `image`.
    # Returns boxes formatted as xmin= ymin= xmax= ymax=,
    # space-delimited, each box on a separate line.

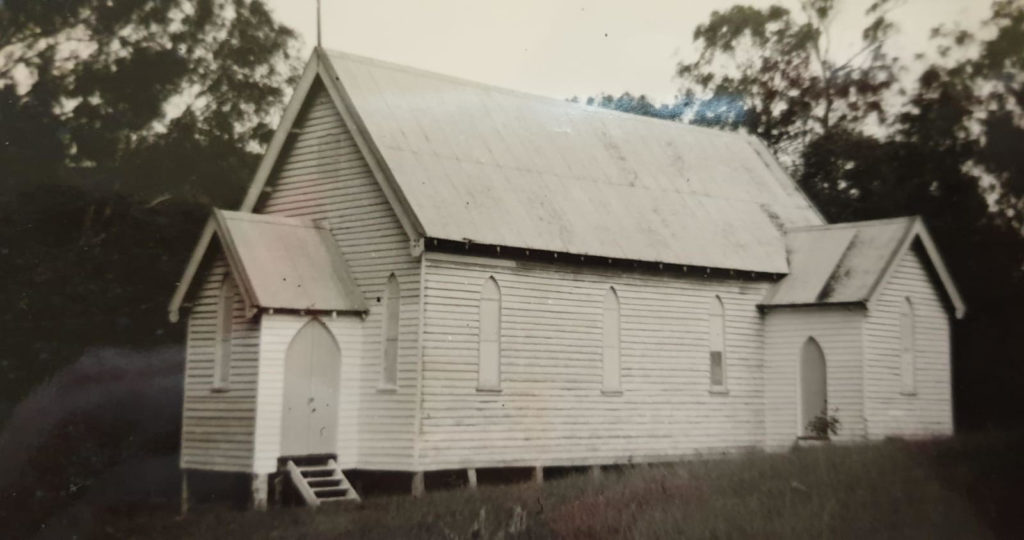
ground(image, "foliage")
xmin=572 ymin=92 xmax=690 ymax=121
xmin=0 ymin=0 xmax=301 ymax=409
xmin=966 ymin=0 xmax=1024 ymax=231
xmin=675 ymin=0 xmax=900 ymax=159
xmin=805 ymin=407 xmax=841 ymax=439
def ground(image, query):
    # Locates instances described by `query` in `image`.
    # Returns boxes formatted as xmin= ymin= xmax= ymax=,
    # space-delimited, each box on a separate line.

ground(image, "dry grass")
xmin=94 ymin=434 xmax=1024 ymax=539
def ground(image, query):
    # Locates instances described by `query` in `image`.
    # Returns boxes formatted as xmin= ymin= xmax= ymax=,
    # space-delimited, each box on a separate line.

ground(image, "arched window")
xmin=800 ymin=337 xmax=827 ymax=435
xmin=381 ymin=273 xmax=400 ymax=388
xmin=900 ymin=297 xmax=915 ymax=394
xmin=709 ymin=295 xmax=727 ymax=390
xmin=602 ymin=287 xmax=621 ymax=393
xmin=478 ymin=276 xmax=502 ymax=391
xmin=213 ymin=273 xmax=237 ymax=390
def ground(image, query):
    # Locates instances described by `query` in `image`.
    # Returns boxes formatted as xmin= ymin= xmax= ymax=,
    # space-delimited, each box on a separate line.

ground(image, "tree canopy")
xmin=0 ymin=0 xmax=301 ymax=408
xmin=675 ymin=0 xmax=900 ymax=161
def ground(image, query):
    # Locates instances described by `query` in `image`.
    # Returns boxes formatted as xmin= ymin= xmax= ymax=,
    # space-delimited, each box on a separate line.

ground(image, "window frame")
xmin=899 ymin=296 xmax=916 ymax=396
xmin=602 ymin=287 xmax=623 ymax=395
xmin=708 ymin=295 xmax=728 ymax=394
xmin=379 ymin=273 xmax=401 ymax=391
xmin=212 ymin=273 xmax=236 ymax=392
xmin=477 ymin=276 xmax=502 ymax=392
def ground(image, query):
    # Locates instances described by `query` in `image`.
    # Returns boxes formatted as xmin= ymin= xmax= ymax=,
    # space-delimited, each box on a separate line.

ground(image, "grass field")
xmin=90 ymin=433 xmax=1021 ymax=539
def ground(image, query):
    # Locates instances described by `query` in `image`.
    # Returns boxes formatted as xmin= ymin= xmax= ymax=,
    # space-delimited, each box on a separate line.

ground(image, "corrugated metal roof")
xmin=762 ymin=217 xmax=917 ymax=306
xmin=323 ymin=50 xmax=824 ymax=274
xmin=213 ymin=210 xmax=366 ymax=313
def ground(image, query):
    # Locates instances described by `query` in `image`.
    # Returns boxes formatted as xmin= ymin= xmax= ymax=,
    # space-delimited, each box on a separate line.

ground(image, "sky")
xmin=265 ymin=0 xmax=991 ymax=103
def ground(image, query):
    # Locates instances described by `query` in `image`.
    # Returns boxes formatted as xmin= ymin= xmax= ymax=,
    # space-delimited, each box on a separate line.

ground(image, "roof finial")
xmin=316 ymin=0 xmax=322 ymax=49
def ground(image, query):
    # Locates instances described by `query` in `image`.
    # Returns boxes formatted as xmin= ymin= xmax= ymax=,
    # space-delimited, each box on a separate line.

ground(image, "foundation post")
xmin=412 ymin=471 xmax=426 ymax=497
xmin=272 ymin=474 xmax=284 ymax=505
xmin=467 ymin=468 xmax=478 ymax=490
xmin=589 ymin=465 xmax=602 ymax=481
xmin=180 ymin=470 xmax=189 ymax=517
xmin=251 ymin=473 xmax=268 ymax=511
xmin=532 ymin=465 xmax=544 ymax=484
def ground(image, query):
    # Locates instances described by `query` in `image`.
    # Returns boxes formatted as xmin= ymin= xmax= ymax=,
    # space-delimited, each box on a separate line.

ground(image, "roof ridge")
xmin=218 ymin=209 xmax=319 ymax=228
xmin=815 ymin=229 xmax=860 ymax=302
xmin=790 ymin=216 xmax=917 ymax=232
xmin=323 ymin=48 xmax=751 ymax=138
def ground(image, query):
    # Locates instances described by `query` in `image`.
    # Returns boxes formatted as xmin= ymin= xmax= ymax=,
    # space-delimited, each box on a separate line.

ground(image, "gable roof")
xmin=316 ymin=49 xmax=823 ymax=274
xmin=760 ymin=217 xmax=966 ymax=318
xmin=169 ymin=210 xmax=366 ymax=322
xmin=170 ymin=48 xmax=827 ymax=321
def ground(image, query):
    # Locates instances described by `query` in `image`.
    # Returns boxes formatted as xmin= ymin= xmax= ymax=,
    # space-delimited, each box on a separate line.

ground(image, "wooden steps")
xmin=284 ymin=456 xmax=361 ymax=507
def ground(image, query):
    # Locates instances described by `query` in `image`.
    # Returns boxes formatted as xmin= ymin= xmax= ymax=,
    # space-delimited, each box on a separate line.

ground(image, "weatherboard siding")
xmin=180 ymin=260 xmax=260 ymax=472
xmin=863 ymin=248 xmax=953 ymax=438
xmin=417 ymin=252 xmax=772 ymax=469
xmin=256 ymin=82 xmax=420 ymax=470
xmin=763 ymin=306 xmax=866 ymax=449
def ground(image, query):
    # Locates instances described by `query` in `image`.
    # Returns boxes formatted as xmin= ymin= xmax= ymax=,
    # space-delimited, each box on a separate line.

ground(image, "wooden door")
xmin=799 ymin=337 xmax=827 ymax=436
xmin=281 ymin=319 xmax=340 ymax=456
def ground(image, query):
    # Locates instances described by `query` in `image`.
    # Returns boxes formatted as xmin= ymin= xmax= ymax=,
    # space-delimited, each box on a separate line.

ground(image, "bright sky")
xmin=266 ymin=0 xmax=990 ymax=102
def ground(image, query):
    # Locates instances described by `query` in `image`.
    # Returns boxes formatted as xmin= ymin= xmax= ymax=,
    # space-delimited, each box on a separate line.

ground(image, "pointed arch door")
xmin=799 ymin=337 xmax=827 ymax=436
xmin=281 ymin=319 xmax=340 ymax=456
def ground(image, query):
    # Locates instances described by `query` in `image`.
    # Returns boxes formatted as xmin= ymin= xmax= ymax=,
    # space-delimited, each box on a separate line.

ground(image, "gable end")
xmin=169 ymin=49 xmax=422 ymax=322
xmin=868 ymin=219 xmax=965 ymax=319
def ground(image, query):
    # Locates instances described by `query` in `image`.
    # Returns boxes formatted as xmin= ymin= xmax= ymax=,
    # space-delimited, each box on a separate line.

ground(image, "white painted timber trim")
xmin=168 ymin=55 xmax=321 ymax=323
xmin=239 ymin=53 xmax=322 ymax=212
xmin=867 ymin=218 xmax=966 ymax=319
xmin=744 ymin=134 xmax=827 ymax=225
xmin=168 ymin=220 xmax=214 ymax=323
xmin=412 ymin=253 xmax=427 ymax=469
xmin=211 ymin=210 xmax=260 ymax=318
xmin=314 ymin=47 xmax=423 ymax=240
xmin=286 ymin=461 xmax=320 ymax=507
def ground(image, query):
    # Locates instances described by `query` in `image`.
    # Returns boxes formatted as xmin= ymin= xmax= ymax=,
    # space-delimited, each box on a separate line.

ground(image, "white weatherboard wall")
xmin=252 ymin=314 xmax=363 ymax=473
xmin=255 ymin=81 xmax=421 ymax=470
xmin=416 ymin=252 xmax=773 ymax=470
xmin=863 ymin=247 xmax=953 ymax=438
xmin=763 ymin=306 xmax=866 ymax=449
xmin=180 ymin=259 xmax=260 ymax=472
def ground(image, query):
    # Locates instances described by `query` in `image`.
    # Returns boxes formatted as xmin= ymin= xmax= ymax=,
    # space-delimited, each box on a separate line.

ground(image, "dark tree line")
xmin=588 ymin=0 xmax=1024 ymax=429
xmin=0 ymin=0 xmax=301 ymax=416
xmin=0 ymin=1 xmax=300 ymax=530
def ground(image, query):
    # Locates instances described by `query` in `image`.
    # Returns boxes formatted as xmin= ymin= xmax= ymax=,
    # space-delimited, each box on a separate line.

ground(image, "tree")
xmin=675 ymin=0 xmax=900 ymax=162
xmin=0 ymin=0 xmax=299 ymax=203
xmin=968 ymin=0 xmax=1024 ymax=230
xmin=0 ymin=0 xmax=301 ymax=410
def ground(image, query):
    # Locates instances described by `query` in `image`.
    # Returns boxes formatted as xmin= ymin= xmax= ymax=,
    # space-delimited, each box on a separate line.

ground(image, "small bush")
xmin=805 ymin=407 xmax=842 ymax=439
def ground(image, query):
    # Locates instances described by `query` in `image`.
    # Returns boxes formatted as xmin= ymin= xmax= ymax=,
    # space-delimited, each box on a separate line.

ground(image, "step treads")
xmin=298 ymin=466 xmax=335 ymax=472
xmin=313 ymin=487 xmax=350 ymax=497
xmin=307 ymin=477 xmax=343 ymax=488
xmin=284 ymin=458 xmax=361 ymax=506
